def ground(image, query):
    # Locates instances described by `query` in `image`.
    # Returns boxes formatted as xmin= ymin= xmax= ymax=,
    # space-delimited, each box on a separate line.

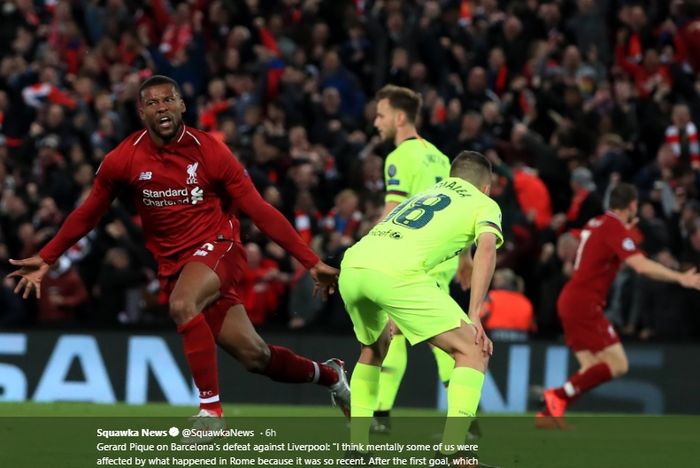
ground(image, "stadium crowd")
xmin=1 ymin=0 xmax=699 ymax=342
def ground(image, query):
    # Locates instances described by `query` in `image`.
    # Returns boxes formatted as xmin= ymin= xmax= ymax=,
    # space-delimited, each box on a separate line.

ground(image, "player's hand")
xmin=309 ymin=261 xmax=339 ymax=300
xmin=470 ymin=319 xmax=493 ymax=356
xmin=7 ymin=256 xmax=50 ymax=299
xmin=678 ymin=267 xmax=700 ymax=290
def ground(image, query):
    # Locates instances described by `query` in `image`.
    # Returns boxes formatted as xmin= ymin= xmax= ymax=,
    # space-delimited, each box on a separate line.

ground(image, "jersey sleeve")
xmin=211 ymin=140 xmax=320 ymax=269
xmin=604 ymin=221 xmax=640 ymax=261
xmin=474 ymin=200 xmax=504 ymax=248
xmin=384 ymin=151 xmax=413 ymax=204
xmin=39 ymin=149 xmax=124 ymax=264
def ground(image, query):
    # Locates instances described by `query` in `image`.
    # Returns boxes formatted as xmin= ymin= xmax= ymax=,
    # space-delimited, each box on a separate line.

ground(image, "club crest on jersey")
xmin=186 ymin=162 xmax=199 ymax=185
xmin=622 ymin=238 xmax=635 ymax=251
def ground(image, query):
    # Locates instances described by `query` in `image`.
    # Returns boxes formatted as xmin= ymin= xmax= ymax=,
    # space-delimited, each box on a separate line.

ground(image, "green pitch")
xmin=1 ymin=403 xmax=698 ymax=468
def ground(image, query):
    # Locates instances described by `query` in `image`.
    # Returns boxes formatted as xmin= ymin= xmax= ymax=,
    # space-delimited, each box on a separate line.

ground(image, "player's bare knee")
xmin=240 ymin=340 xmax=271 ymax=373
xmin=360 ymin=344 xmax=384 ymax=367
xmin=611 ymin=357 xmax=629 ymax=377
xmin=169 ymin=298 xmax=198 ymax=324
xmin=375 ymin=333 xmax=391 ymax=359
xmin=453 ymin=342 xmax=488 ymax=372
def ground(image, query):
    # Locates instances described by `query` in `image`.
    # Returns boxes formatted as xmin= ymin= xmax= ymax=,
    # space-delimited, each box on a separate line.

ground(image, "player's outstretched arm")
xmin=6 ymin=256 xmax=50 ymax=299
xmin=625 ymin=254 xmax=700 ymax=289
xmin=468 ymin=232 xmax=498 ymax=356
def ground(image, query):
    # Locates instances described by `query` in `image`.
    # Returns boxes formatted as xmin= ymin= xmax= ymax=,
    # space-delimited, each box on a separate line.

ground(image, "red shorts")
xmin=159 ymin=239 xmax=247 ymax=336
xmin=557 ymin=288 xmax=620 ymax=353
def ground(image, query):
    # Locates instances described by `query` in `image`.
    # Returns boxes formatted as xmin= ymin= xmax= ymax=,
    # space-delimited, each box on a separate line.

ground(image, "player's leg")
xmin=429 ymin=321 xmax=489 ymax=453
xmin=211 ymin=303 xmax=349 ymax=414
xmin=540 ymin=300 xmax=622 ymax=424
xmin=430 ymin=269 xmax=459 ymax=387
xmin=338 ymin=267 xmax=391 ymax=447
xmin=593 ymin=342 xmax=628 ymax=376
xmin=373 ymin=268 xmax=457 ymax=433
xmin=431 ymin=345 xmax=456 ymax=386
xmin=373 ymin=273 xmax=484 ymax=456
xmin=373 ymin=319 xmax=406 ymax=432
xmin=168 ymin=262 xmax=224 ymax=415
xmin=351 ymin=324 xmax=391 ymax=446
xmin=552 ymin=343 xmax=627 ymax=403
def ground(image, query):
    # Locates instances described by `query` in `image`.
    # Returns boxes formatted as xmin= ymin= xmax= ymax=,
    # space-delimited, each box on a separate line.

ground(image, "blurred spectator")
xmin=512 ymin=165 xmax=553 ymax=231
xmin=0 ymin=275 xmax=24 ymax=326
xmin=322 ymin=189 xmax=362 ymax=250
xmin=628 ymin=249 xmax=688 ymax=340
xmin=94 ymin=247 xmax=148 ymax=325
xmin=241 ymin=242 xmax=285 ymax=326
xmin=551 ymin=167 xmax=603 ymax=232
xmin=480 ymin=268 xmax=536 ymax=341
xmin=535 ymin=233 xmax=579 ymax=337
xmin=665 ymin=103 xmax=700 ymax=171
xmin=38 ymin=255 xmax=88 ymax=323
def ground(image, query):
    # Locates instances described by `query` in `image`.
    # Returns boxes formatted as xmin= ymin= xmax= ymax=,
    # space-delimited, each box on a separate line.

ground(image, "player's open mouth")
xmin=158 ymin=116 xmax=173 ymax=130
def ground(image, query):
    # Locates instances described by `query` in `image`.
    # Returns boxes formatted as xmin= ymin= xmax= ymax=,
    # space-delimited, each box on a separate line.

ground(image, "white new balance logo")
xmin=139 ymin=171 xmax=152 ymax=180
xmin=193 ymin=242 xmax=214 ymax=257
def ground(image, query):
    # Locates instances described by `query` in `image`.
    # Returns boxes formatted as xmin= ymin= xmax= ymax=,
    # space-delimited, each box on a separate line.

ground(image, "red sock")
xmin=177 ymin=314 xmax=222 ymax=414
xmin=554 ymin=362 xmax=613 ymax=402
xmin=264 ymin=345 xmax=339 ymax=386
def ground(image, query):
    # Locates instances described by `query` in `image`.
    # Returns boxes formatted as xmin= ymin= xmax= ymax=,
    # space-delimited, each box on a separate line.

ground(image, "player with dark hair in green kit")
xmin=369 ymin=85 xmax=473 ymax=433
xmin=340 ymin=151 xmax=502 ymax=464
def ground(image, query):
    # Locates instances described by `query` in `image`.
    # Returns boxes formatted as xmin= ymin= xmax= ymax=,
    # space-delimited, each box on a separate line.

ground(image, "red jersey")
xmin=39 ymin=126 xmax=319 ymax=276
xmin=563 ymin=211 xmax=640 ymax=305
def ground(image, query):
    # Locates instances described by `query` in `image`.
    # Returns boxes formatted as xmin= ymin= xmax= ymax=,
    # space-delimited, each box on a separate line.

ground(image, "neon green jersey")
xmin=343 ymin=177 xmax=504 ymax=275
xmin=384 ymin=137 xmax=454 ymax=280
xmin=384 ymin=138 xmax=451 ymax=205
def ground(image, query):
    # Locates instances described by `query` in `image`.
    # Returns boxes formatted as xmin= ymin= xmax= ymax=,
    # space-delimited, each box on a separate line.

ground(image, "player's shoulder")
xmin=98 ymin=130 xmax=147 ymax=172
xmin=470 ymin=186 xmax=500 ymax=210
xmin=184 ymin=127 xmax=240 ymax=161
xmin=113 ymin=129 xmax=149 ymax=154
xmin=589 ymin=213 xmax=623 ymax=232
xmin=182 ymin=126 xmax=221 ymax=148
xmin=585 ymin=213 xmax=609 ymax=229
xmin=386 ymin=143 xmax=412 ymax=165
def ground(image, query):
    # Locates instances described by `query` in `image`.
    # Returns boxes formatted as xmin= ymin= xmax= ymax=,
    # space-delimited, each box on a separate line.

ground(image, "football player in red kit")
xmin=538 ymin=183 xmax=700 ymax=427
xmin=7 ymin=76 xmax=349 ymax=429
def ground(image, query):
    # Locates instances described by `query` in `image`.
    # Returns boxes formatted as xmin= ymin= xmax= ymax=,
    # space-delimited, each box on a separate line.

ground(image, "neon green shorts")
xmin=338 ymin=267 xmax=471 ymax=346
xmin=428 ymin=257 xmax=458 ymax=293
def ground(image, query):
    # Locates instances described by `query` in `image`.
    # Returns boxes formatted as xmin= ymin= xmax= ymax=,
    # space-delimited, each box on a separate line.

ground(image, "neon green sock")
xmin=350 ymin=363 xmax=381 ymax=446
xmin=431 ymin=346 xmax=455 ymax=385
xmin=376 ymin=335 xmax=407 ymax=411
xmin=441 ymin=367 xmax=484 ymax=453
